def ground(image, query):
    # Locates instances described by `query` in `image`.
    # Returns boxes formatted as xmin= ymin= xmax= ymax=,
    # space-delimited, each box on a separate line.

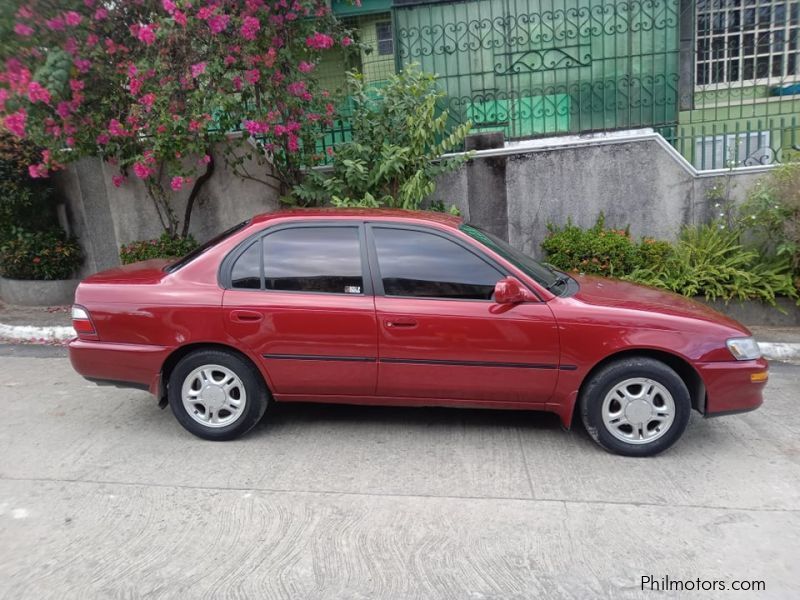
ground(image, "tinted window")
xmin=264 ymin=227 xmax=363 ymax=294
xmin=372 ymin=228 xmax=502 ymax=300
xmin=231 ymin=241 xmax=261 ymax=289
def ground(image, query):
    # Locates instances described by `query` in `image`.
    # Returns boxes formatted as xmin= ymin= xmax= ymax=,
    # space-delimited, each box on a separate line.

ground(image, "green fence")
xmin=314 ymin=0 xmax=800 ymax=171
xmin=394 ymin=0 xmax=681 ymax=138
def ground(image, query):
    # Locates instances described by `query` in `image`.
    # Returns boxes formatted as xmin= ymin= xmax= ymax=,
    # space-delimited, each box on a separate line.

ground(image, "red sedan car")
xmin=68 ymin=209 xmax=767 ymax=456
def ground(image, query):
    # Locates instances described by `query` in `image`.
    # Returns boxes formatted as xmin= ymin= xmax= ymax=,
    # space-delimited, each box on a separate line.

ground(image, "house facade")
xmin=325 ymin=0 xmax=799 ymax=170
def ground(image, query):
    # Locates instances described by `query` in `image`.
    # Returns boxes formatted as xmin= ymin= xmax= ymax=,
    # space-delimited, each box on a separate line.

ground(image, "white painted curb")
xmin=1 ymin=322 xmax=799 ymax=360
xmin=0 ymin=323 xmax=75 ymax=342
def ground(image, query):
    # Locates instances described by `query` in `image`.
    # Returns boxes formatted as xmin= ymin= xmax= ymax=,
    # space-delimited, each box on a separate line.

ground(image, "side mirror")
xmin=494 ymin=276 xmax=537 ymax=304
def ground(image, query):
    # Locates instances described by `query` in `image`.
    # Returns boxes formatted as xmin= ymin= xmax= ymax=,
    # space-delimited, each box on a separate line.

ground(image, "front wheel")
xmin=168 ymin=349 xmax=268 ymax=441
xmin=579 ymin=357 xmax=691 ymax=457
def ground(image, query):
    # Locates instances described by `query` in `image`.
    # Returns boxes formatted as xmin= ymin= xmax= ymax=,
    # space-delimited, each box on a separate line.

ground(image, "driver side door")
xmin=368 ymin=224 xmax=560 ymax=405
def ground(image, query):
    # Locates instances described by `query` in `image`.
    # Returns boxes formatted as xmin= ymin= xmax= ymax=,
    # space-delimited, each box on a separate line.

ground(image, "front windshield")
xmin=460 ymin=224 xmax=563 ymax=290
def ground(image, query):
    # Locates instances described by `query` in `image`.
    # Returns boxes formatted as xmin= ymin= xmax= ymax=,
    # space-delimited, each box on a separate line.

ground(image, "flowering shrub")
xmin=0 ymin=129 xmax=58 ymax=242
xmin=119 ymin=234 xmax=197 ymax=265
xmin=0 ymin=229 xmax=82 ymax=280
xmin=0 ymin=1 xmax=353 ymax=236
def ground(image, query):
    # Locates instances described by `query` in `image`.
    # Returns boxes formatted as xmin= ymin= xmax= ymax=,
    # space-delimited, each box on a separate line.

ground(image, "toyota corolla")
xmin=68 ymin=209 xmax=767 ymax=456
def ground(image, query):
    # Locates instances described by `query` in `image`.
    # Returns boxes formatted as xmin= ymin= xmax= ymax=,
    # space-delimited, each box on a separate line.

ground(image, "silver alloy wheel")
xmin=181 ymin=364 xmax=247 ymax=429
xmin=601 ymin=377 xmax=675 ymax=445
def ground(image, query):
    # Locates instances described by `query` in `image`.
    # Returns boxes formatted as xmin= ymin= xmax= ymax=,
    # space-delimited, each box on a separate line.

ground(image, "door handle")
xmin=384 ymin=318 xmax=417 ymax=329
xmin=230 ymin=310 xmax=263 ymax=323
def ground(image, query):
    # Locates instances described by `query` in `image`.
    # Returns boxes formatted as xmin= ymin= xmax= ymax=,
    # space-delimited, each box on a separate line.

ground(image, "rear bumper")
xmin=697 ymin=357 xmax=768 ymax=416
xmin=68 ymin=338 xmax=170 ymax=395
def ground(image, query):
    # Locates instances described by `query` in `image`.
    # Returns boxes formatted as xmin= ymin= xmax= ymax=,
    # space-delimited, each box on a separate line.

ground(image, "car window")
xmin=165 ymin=220 xmax=250 ymax=273
xmin=372 ymin=227 xmax=502 ymax=300
xmin=263 ymin=227 xmax=364 ymax=294
xmin=230 ymin=241 xmax=261 ymax=289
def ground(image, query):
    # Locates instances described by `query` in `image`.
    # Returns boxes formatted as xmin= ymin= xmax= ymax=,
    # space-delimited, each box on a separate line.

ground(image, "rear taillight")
xmin=72 ymin=305 xmax=96 ymax=337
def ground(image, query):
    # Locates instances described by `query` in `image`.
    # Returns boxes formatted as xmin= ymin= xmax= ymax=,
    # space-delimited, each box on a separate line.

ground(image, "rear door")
xmin=222 ymin=223 xmax=378 ymax=397
xmin=367 ymin=224 xmax=559 ymax=404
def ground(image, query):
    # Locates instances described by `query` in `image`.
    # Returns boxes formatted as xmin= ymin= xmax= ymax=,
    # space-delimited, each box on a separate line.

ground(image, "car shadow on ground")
xmin=251 ymin=400 xmax=579 ymax=437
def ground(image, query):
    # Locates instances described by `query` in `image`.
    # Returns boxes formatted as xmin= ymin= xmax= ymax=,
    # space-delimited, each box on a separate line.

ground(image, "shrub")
xmin=635 ymin=237 xmax=674 ymax=269
xmin=541 ymin=214 xmax=639 ymax=277
xmin=292 ymin=65 xmax=472 ymax=210
xmin=626 ymin=222 xmax=798 ymax=305
xmin=737 ymin=160 xmax=800 ymax=274
xmin=120 ymin=234 xmax=198 ymax=265
xmin=0 ymin=229 xmax=82 ymax=280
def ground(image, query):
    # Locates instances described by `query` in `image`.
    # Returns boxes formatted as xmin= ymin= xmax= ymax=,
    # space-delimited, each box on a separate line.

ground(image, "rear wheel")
xmin=579 ymin=357 xmax=691 ymax=457
xmin=168 ymin=349 xmax=268 ymax=441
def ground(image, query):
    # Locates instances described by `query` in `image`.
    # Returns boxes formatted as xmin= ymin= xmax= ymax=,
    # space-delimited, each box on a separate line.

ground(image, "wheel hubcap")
xmin=181 ymin=364 xmax=247 ymax=429
xmin=601 ymin=377 xmax=675 ymax=445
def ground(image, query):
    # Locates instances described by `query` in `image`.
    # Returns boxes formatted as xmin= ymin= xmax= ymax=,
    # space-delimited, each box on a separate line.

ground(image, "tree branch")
xmin=180 ymin=151 xmax=215 ymax=238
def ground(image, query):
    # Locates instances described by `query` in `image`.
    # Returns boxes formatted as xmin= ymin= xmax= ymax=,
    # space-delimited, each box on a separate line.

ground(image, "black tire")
xmin=579 ymin=357 xmax=691 ymax=457
xmin=168 ymin=348 xmax=269 ymax=441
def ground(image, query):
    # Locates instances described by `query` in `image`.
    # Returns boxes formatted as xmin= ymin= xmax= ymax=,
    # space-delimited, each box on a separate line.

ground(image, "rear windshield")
xmin=164 ymin=220 xmax=250 ymax=273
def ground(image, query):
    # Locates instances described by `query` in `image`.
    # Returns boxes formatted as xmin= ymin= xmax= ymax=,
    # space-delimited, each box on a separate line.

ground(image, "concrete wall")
xmin=55 ymin=145 xmax=280 ymax=277
xmin=56 ymin=130 xmax=774 ymax=276
xmin=431 ymin=130 xmax=773 ymax=258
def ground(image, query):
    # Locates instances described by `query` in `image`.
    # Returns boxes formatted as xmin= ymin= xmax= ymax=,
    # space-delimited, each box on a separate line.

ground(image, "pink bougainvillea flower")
xmin=207 ymin=14 xmax=230 ymax=34
xmin=188 ymin=120 xmax=201 ymax=132
xmin=27 ymin=81 xmax=51 ymax=104
xmin=93 ymin=7 xmax=108 ymax=20
xmin=244 ymin=69 xmax=260 ymax=84
xmin=45 ymin=17 xmax=65 ymax=31
xmin=14 ymin=23 xmax=34 ymax=36
xmin=133 ymin=162 xmax=154 ymax=179
xmin=244 ymin=120 xmax=269 ymax=135
xmin=74 ymin=59 xmax=91 ymax=73
xmin=173 ymin=10 xmax=187 ymax=26
xmin=64 ymin=11 xmax=82 ymax=26
xmin=56 ymin=102 xmax=72 ymax=119
xmin=108 ymin=118 xmax=126 ymax=137
xmin=240 ymin=16 xmax=260 ymax=40
xmin=199 ymin=154 xmax=211 ymax=165
xmin=4 ymin=109 xmax=27 ymax=137
xmin=140 ymin=93 xmax=156 ymax=111
xmin=298 ymin=61 xmax=315 ymax=73
xmin=28 ymin=163 xmax=48 ymax=178
xmin=341 ymin=36 xmax=353 ymax=47
xmin=162 ymin=0 xmax=176 ymax=14
xmin=224 ymin=54 xmax=236 ymax=67
xmin=96 ymin=133 xmax=110 ymax=145
xmin=112 ymin=175 xmax=125 ymax=187
xmin=170 ymin=176 xmax=184 ymax=191
xmin=191 ymin=62 xmax=206 ymax=78
xmin=0 ymin=88 xmax=8 ymax=112
xmin=128 ymin=76 xmax=143 ymax=96
xmin=305 ymin=32 xmax=334 ymax=50
xmin=231 ymin=76 xmax=242 ymax=91
xmin=133 ymin=24 xmax=156 ymax=46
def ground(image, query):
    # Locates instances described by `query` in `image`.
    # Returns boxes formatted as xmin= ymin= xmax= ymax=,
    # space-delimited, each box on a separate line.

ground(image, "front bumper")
xmin=68 ymin=338 xmax=170 ymax=395
xmin=697 ymin=357 xmax=768 ymax=416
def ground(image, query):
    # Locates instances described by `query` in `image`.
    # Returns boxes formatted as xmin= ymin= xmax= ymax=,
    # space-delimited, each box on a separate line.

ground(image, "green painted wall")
xmin=394 ymin=0 xmax=680 ymax=139
xmin=676 ymin=84 xmax=800 ymax=168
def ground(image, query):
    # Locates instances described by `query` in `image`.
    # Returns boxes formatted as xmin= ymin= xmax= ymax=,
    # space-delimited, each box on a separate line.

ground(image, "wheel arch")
xmin=157 ymin=342 xmax=273 ymax=407
xmin=571 ymin=348 xmax=706 ymax=428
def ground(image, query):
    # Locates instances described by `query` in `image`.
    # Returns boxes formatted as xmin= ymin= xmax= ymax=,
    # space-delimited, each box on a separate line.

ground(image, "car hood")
xmin=81 ymin=258 xmax=173 ymax=284
xmin=570 ymin=274 xmax=750 ymax=333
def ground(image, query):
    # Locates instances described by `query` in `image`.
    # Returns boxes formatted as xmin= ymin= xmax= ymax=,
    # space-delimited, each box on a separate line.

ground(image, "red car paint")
xmin=68 ymin=209 xmax=767 ymax=427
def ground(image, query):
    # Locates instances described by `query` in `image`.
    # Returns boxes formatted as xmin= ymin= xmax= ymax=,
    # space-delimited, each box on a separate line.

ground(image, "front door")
xmin=223 ymin=224 xmax=377 ymax=397
xmin=367 ymin=225 xmax=559 ymax=404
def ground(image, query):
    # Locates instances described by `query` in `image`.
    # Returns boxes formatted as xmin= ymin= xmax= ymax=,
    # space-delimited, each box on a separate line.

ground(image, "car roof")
xmin=250 ymin=208 xmax=463 ymax=228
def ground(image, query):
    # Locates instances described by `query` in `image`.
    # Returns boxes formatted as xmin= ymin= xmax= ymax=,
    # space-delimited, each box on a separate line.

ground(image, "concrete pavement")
xmin=0 ymin=353 xmax=798 ymax=599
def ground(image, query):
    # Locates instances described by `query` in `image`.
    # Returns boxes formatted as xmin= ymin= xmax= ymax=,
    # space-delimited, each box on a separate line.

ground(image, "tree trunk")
xmin=180 ymin=152 xmax=215 ymax=238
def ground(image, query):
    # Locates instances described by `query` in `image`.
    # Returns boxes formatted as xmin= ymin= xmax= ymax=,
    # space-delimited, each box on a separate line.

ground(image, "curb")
xmin=1 ymin=322 xmax=800 ymax=361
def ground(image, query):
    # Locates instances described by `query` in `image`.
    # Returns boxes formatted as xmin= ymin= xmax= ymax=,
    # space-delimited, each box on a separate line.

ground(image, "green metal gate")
xmin=394 ymin=0 xmax=681 ymax=138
